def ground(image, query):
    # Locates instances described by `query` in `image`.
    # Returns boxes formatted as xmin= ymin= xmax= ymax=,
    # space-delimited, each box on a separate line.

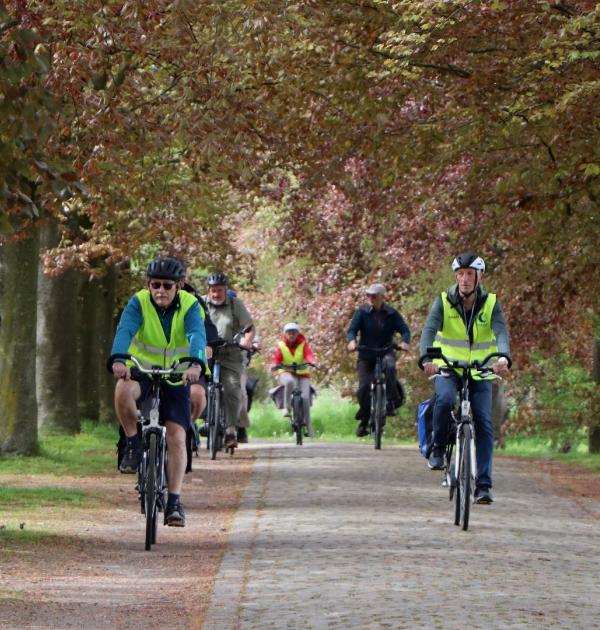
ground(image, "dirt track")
xmin=1 ymin=442 xmax=599 ymax=629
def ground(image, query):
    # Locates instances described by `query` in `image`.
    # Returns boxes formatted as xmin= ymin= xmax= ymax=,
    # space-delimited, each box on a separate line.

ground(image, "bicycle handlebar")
xmin=109 ymin=353 xmax=205 ymax=376
xmin=417 ymin=348 xmax=512 ymax=371
xmin=354 ymin=343 xmax=402 ymax=354
xmin=272 ymin=362 xmax=317 ymax=372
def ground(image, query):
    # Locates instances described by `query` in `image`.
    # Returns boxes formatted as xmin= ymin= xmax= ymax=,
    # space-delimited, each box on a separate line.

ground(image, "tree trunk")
xmin=36 ymin=223 xmax=81 ymax=433
xmin=589 ymin=338 xmax=600 ymax=454
xmin=98 ymin=265 xmax=118 ymax=425
xmin=77 ymin=274 xmax=100 ymax=422
xmin=0 ymin=228 xmax=40 ymax=454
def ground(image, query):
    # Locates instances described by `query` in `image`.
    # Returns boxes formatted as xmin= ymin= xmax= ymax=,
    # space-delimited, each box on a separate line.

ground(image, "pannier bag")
xmin=416 ymin=398 xmax=434 ymax=457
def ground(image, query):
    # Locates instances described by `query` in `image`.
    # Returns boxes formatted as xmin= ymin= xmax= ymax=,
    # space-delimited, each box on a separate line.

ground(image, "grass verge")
xmin=0 ymin=420 xmax=117 ymax=476
xmin=498 ymin=436 xmax=600 ymax=473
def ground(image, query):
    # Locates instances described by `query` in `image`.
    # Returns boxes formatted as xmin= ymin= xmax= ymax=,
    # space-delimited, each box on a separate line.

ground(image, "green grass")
xmin=247 ymin=390 xmax=411 ymax=443
xmin=0 ymin=527 xmax=57 ymax=544
xmin=0 ymin=486 xmax=89 ymax=507
xmin=0 ymin=420 xmax=117 ymax=476
xmin=500 ymin=436 xmax=600 ymax=473
xmin=248 ymin=389 xmax=357 ymax=441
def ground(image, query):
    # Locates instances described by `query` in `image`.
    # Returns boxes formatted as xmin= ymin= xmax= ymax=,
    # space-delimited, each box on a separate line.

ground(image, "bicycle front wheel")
xmin=292 ymin=392 xmax=303 ymax=446
xmin=145 ymin=433 xmax=159 ymax=550
xmin=210 ymin=393 xmax=221 ymax=461
xmin=373 ymin=384 xmax=384 ymax=450
xmin=457 ymin=424 xmax=473 ymax=531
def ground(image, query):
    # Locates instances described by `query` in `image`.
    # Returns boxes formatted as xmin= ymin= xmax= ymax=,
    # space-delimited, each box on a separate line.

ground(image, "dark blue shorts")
xmin=134 ymin=375 xmax=191 ymax=431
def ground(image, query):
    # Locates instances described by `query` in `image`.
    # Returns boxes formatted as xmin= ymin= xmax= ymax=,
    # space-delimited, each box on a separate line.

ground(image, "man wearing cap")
xmin=271 ymin=323 xmax=318 ymax=437
xmin=347 ymin=283 xmax=411 ymax=437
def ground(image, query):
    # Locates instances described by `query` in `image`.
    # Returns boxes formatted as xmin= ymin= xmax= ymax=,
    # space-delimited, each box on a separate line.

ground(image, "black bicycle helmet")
xmin=146 ymin=256 xmax=186 ymax=280
xmin=451 ymin=252 xmax=485 ymax=273
xmin=207 ymin=272 xmax=228 ymax=286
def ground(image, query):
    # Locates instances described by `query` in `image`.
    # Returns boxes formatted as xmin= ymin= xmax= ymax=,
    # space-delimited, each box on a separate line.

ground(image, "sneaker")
xmin=224 ymin=430 xmax=238 ymax=449
xmin=119 ymin=445 xmax=142 ymax=473
xmin=304 ymin=424 xmax=315 ymax=438
xmin=237 ymin=427 xmax=248 ymax=444
xmin=199 ymin=423 xmax=209 ymax=437
xmin=282 ymin=409 xmax=291 ymax=418
xmin=165 ymin=500 xmax=185 ymax=527
xmin=428 ymin=446 xmax=445 ymax=470
xmin=474 ymin=486 xmax=494 ymax=504
xmin=356 ymin=423 xmax=369 ymax=438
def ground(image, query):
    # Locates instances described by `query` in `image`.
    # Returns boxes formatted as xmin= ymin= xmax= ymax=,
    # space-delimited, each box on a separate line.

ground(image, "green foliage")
xmin=511 ymin=353 xmax=595 ymax=448
xmin=0 ymin=420 xmax=116 ymax=476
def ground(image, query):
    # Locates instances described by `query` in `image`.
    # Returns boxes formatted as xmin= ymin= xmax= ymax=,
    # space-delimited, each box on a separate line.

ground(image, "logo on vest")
xmin=478 ymin=311 xmax=488 ymax=325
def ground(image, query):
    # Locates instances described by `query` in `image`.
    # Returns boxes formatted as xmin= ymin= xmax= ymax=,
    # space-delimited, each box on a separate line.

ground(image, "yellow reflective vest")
xmin=278 ymin=341 xmax=310 ymax=376
xmin=433 ymin=291 xmax=498 ymax=380
xmin=127 ymin=289 xmax=197 ymax=380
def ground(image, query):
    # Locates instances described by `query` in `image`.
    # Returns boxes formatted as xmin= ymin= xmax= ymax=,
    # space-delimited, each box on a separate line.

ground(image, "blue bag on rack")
xmin=416 ymin=398 xmax=434 ymax=457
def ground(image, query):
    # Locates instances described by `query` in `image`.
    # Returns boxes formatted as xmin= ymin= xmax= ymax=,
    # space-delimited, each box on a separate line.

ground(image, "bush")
xmin=510 ymin=353 xmax=594 ymax=450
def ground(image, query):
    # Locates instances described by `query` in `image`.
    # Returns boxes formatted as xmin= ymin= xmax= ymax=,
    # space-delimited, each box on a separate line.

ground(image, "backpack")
xmin=416 ymin=398 xmax=434 ymax=457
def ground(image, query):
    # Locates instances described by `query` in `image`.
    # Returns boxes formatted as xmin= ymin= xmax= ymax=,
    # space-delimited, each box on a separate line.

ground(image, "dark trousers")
xmin=356 ymin=354 xmax=398 ymax=422
xmin=432 ymin=373 xmax=494 ymax=488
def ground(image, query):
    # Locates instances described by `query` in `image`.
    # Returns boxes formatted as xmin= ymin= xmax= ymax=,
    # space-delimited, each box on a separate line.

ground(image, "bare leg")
xmin=165 ymin=421 xmax=187 ymax=495
xmin=190 ymin=383 xmax=206 ymax=420
xmin=114 ymin=379 xmax=141 ymax=438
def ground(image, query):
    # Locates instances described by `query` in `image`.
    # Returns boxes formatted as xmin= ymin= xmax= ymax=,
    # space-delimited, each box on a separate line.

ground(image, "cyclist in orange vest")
xmin=271 ymin=323 xmax=317 ymax=437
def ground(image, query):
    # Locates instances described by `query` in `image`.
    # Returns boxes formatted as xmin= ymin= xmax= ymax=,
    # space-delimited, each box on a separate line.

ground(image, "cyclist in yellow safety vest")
xmin=419 ymin=253 xmax=511 ymax=505
xmin=110 ymin=256 xmax=206 ymax=527
xmin=271 ymin=323 xmax=318 ymax=437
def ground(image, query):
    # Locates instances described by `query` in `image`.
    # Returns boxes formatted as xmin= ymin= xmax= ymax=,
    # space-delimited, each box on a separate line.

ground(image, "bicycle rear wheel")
xmin=373 ymin=384 xmax=384 ymax=450
xmin=457 ymin=424 xmax=473 ymax=531
xmin=292 ymin=392 xmax=303 ymax=446
xmin=145 ymin=433 xmax=159 ymax=550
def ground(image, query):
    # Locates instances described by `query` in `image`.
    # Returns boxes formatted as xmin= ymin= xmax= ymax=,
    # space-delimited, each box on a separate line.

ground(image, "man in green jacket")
xmin=111 ymin=256 xmax=206 ymax=527
xmin=419 ymin=253 xmax=511 ymax=504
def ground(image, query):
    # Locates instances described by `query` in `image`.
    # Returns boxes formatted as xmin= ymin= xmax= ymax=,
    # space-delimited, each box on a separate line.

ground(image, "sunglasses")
xmin=149 ymin=280 xmax=176 ymax=290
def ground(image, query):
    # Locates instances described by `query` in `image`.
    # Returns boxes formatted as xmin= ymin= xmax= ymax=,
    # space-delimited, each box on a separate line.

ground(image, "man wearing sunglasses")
xmin=110 ymin=256 xmax=207 ymax=527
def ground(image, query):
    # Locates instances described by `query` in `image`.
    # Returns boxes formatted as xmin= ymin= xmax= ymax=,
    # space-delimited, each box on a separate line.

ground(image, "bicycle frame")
xmin=419 ymin=348 xmax=511 ymax=530
xmin=272 ymin=362 xmax=315 ymax=446
xmin=110 ymin=352 xmax=202 ymax=549
xmin=356 ymin=344 xmax=399 ymax=450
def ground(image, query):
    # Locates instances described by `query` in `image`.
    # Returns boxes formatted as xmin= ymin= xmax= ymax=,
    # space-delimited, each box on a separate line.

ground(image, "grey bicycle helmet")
xmin=146 ymin=256 xmax=186 ymax=280
xmin=451 ymin=252 xmax=486 ymax=273
xmin=207 ymin=272 xmax=228 ymax=286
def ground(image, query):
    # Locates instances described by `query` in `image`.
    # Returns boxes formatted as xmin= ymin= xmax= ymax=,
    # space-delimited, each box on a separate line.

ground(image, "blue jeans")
xmin=432 ymin=373 xmax=494 ymax=488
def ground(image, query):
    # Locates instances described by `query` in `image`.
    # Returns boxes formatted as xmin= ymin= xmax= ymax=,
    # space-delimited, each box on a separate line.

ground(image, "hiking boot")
xmin=199 ymin=422 xmax=209 ymax=437
xmin=224 ymin=430 xmax=238 ymax=449
xmin=386 ymin=404 xmax=397 ymax=417
xmin=165 ymin=500 xmax=185 ymax=527
xmin=305 ymin=423 xmax=315 ymax=438
xmin=474 ymin=486 xmax=494 ymax=504
xmin=356 ymin=422 xmax=369 ymax=438
xmin=428 ymin=446 xmax=445 ymax=470
xmin=237 ymin=427 xmax=248 ymax=444
xmin=282 ymin=409 xmax=291 ymax=418
xmin=119 ymin=445 xmax=143 ymax=473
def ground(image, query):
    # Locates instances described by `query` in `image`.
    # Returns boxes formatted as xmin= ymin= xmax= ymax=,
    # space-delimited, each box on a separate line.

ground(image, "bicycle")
xmin=418 ymin=347 xmax=511 ymax=530
xmin=205 ymin=328 xmax=255 ymax=459
xmin=110 ymin=352 xmax=201 ymax=550
xmin=355 ymin=344 xmax=400 ymax=450
xmin=272 ymin=362 xmax=316 ymax=445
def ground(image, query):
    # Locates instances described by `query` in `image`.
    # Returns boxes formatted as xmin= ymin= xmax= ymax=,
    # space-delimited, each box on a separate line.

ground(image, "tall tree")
xmin=0 ymin=224 xmax=39 ymax=454
xmin=36 ymin=221 xmax=81 ymax=432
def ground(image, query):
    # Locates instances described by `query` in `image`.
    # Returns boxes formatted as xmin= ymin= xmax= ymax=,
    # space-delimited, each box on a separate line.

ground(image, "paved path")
xmin=204 ymin=442 xmax=600 ymax=630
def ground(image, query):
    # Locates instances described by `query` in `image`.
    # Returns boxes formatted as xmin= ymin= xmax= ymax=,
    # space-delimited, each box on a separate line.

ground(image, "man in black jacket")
xmin=347 ymin=283 xmax=411 ymax=436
